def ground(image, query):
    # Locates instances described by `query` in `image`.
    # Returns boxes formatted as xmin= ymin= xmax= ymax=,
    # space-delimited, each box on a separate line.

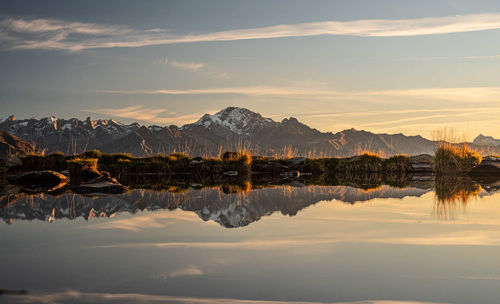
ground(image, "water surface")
xmin=1 ymin=179 xmax=500 ymax=304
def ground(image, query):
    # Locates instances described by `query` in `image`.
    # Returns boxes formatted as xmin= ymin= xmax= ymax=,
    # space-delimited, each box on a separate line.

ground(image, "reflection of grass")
xmin=433 ymin=175 xmax=481 ymax=220
xmin=0 ymin=158 xmax=6 ymax=191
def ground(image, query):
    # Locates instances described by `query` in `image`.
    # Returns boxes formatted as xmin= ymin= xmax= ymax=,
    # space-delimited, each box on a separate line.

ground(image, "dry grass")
xmin=432 ymin=127 xmax=481 ymax=173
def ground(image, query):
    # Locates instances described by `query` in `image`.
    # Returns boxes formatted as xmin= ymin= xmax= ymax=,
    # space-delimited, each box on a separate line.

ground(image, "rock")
xmin=288 ymin=157 xmax=307 ymax=166
xmin=223 ymin=171 xmax=238 ymax=176
xmin=469 ymin=157 xmax=500 ymax=175
xmin=482 ymin=156 xmax=500 ymax=162
xmin=190 ymin=159 xmax=203 ymax=165
xmin=254 ymin=161 xmax=289 ymax=173
xmin=289 ymin=180 xmax=305 ymax=187
xmin=409 ymin=154 xmax=434 ymax=172
xmin=280 ymin=171 xmax=300 ymax=178
xmin=5 ymin=155 xmax=22 ymax=168
xmin=59 ymin=169 xmax=70 ymax=177
xmin=221 ymin=151 xmax=240 ymax=160
xmin=15 ymin=170 xmax=69 ymax=192
xmin=73 ymin=174 xmax=128 ymax=194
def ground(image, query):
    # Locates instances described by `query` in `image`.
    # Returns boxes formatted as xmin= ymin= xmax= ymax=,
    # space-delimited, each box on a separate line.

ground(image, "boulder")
xmin=5 ymin=155 xmax=22 ymax=168
xmin=253 ymin=161 xmax=289 ymax=173
xmin=280 ymin=171 xmax=300 ymax=178
xmin=73 ymin=173 xmax=128 ymax=194
xmin=469 ymin=157 xmax=500 ymax=175
xmin=15 ymin=170 xmax=69 ymax=192
xmin=409 ymin=154 xmax=434 ymax=173
xmin=288 ymin=157 xmax=307 ymax=166
xmin=221 ymin=151 xmax=240 ymax=160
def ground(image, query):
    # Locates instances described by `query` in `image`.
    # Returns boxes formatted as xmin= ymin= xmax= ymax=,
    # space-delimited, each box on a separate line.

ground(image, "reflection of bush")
xmin=433 ymin=175 xmax=481 ymax=220
xmin=0 ymin=158 xmax=6 ymax=191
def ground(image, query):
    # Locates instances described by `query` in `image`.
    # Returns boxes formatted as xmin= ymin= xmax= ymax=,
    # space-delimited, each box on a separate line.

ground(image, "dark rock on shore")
xmin=409 ymin=154 xmax=434 ymax=173
xmin=14 ymin=170 xmax=69 ymax=192
xmin=73 ymin=172 xmax=128 ymax=194
xmin=469 ymin=156 xmax=500 ymax=175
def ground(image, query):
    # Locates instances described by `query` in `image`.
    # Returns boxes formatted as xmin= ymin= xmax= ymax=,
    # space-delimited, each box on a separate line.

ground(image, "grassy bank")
xmin=11 ymin=150 xmax=415 ymax=178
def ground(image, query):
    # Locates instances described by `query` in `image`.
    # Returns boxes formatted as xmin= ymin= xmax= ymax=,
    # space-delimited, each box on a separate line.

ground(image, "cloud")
xmin=171 ymin=60 xmax=205 ymax=71
xmin=159 ymin=57 xmax=205 ymax=71
xmin=99 ymin=86 xmax=500 ymax=104
xmin=91 ymin=228 xmax=500 ymax=249
xmin=85 ymin=211 xmax=208 ymax=232
xmin=4 ymin=290 xmax=453 ymax=304
xmin=3 ymin=13 xmax=500 ymax=51
xmin=84 ymin=105 xmax=212 ymax=125
xmin=153 ymin=266 xmax=204 ymax=280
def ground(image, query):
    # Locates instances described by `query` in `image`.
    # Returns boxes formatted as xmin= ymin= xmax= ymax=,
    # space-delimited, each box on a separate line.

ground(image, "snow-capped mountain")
xmin=3 ymin=107 xmax=500 ymax=157
xmin=0 ymin=115 xmax=139 ymax=153
xmin=182 ymin=107 xmax=278 ymax=136
xmin=473 ymin=134 xmax=500 ymax=147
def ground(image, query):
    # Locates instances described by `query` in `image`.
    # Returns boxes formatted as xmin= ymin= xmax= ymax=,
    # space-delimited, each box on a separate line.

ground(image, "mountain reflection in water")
xmin=2 ymin=174 xmax=500 ymax=227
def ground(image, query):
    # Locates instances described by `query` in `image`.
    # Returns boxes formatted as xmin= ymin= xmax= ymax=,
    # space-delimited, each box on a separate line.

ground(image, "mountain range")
xmin=1 ymin=185 xmax=431 ymax=227
xmin=1 ymin=107 xmax=499 ymax=157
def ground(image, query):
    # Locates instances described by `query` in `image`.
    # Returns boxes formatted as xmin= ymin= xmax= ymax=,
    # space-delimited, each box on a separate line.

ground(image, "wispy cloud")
xmin=86 ymin=211 xmax=209 ymax=232
xmin=159 ymin=57 xmax=205 ymax=71
xmin=171 ymin=60 xmax=205 ymax=71
xmin=99 ymin=86 xmax=500 ymax=103
xmin=153 ymin=266 xmax=204 ymax=280
xmin=3 ymin=290 xmax=453 ymax=304
xmin=91 ymin=228 xmax=500 ymax=249
xmin=84 ymin=105 xmax=212 ymax=125
xmin=3 ymin=13 xmax=500 ymax=51
xmin=86 ymin=216 xmax=168 ymax=232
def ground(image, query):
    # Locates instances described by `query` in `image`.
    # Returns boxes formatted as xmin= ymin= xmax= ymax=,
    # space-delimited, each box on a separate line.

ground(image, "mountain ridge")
xmin=1 ymin=107 xmax=498 ymax=157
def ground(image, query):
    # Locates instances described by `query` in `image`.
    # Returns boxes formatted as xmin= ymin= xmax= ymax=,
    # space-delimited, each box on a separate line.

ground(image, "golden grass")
xmin=432 ymin=127 xmax=481 ymax=173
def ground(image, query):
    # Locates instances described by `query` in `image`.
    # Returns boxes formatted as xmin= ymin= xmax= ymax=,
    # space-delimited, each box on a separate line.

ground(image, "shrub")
xmin=21 ymin=152 xmax=68 ymax=171
xmin=80 ymin=150 xmax=102 ymax=159
xmin=434 ymin=144 xmax=481 ymax=173
xmin=383 ymin=154 xmax=410 ymax=173
xmin=169 ymin=152 xmax=190 ymax=160
xmin=336 ymin=152 xmax=383 ymax=173
xmin=67 ymin=158 xmax=100 ymax=183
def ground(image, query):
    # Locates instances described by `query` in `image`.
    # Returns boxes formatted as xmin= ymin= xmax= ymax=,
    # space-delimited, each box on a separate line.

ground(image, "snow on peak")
xmin=190 ymin=107 xmax=275 ymax=135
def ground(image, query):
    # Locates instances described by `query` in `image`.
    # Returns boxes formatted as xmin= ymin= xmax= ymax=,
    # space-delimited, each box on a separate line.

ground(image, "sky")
xmin=2 ymin=0 xmax=500 ymax=140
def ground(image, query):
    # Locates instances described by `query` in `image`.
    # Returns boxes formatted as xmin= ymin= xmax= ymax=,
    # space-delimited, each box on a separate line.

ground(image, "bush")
xmin=336 ymin=152 xmax=383 ymax=173
xmin=434 ymin=144 xmax=481 ymax=173
xmin=383 ymin=154 xmax=410 ymax=173
xmin=67 ymin=158 xmax=100 ymax=183
xmin=80 ymin=150 xmax=102 ymax=159
xmin=21 ymin=152 xmax=68 ymax=171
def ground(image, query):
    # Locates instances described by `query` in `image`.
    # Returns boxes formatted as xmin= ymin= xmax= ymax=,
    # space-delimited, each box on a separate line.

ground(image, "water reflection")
xmin=3 ymin=176 xmax=500 ymax=304
xmin=0 ymin=184 xmax=432 ymax=227
xmin=2 ymin=173 xmax=500 ymax=226
xmin=433 ymin=175 xmax=482 ymax=220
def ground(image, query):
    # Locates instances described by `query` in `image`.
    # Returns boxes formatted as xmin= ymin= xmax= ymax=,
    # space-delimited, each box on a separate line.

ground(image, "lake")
xmin=1 ymin=178 xmax=500 ymax=304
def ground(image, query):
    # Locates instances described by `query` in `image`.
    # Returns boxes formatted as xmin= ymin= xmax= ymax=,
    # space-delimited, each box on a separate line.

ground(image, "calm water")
xmin=1 ymin=180 xmax=500 ymax=304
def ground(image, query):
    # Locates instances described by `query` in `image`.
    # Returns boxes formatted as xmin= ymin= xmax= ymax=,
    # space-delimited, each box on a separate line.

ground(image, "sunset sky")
xmin=2 ymin=0 xmax=500 ymax=140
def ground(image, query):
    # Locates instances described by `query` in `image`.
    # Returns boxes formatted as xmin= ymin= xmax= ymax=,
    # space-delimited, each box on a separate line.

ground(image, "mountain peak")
xmin=186 ymin=106 xmax=275 ymax=136
xmin=473 ymin=134 xmax=500 ymax=146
